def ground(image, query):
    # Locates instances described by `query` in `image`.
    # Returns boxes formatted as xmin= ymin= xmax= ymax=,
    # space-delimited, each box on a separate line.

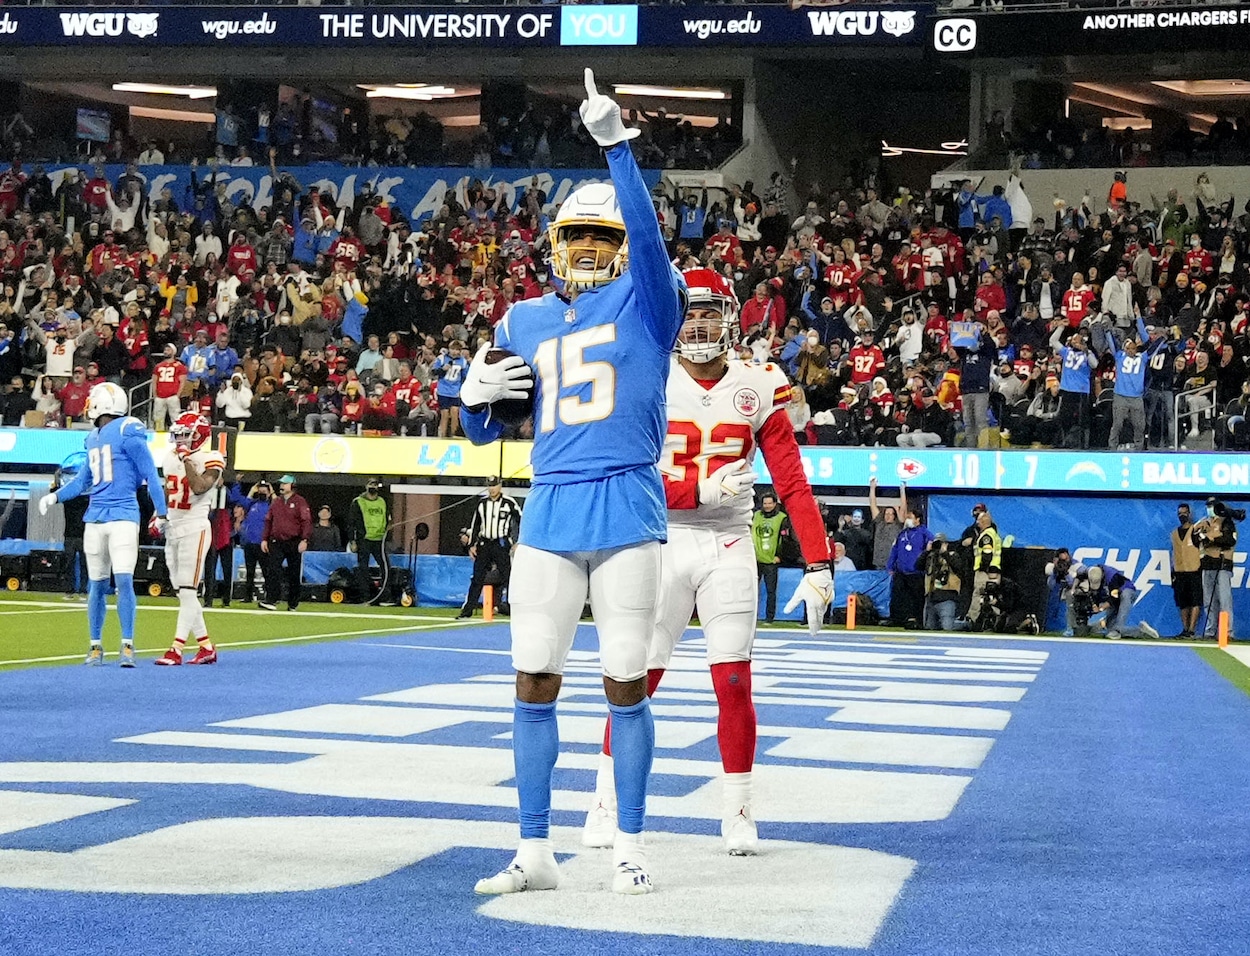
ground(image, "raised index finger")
xmin=584 ymin=67 xmax=598 ymax=101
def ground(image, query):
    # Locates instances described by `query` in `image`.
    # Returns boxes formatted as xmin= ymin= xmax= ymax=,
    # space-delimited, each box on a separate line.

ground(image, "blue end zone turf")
xmin=1 ymin=624 xmax=1248 ymax=956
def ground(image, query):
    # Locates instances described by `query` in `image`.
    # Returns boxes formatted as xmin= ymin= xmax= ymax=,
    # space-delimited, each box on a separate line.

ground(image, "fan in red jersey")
xmin=582 ymin=267 xmax=832 ymax=858
xmin=152 ymin=413 xmax=223 ymax=667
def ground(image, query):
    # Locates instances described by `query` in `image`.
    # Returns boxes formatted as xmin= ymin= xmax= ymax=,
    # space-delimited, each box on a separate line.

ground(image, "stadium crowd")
xmin=2 ymin=146 xmax=1250 ymax=451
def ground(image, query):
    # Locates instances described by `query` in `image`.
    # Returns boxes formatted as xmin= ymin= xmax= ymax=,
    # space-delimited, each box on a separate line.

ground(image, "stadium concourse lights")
xmin=613 ymin=85 xmax=728 ymax=100
xmin=357 ymin=84 xmax=462 ymax=101
xmin=112 ymin=83 xmax=217 ymax=100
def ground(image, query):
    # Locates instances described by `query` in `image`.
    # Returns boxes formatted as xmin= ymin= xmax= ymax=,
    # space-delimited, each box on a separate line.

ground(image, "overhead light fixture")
xmin=881 ymin=139 xmax=967 ymax=158
xmin=613 ymin=85 xmax=728 ymax=101
xmin=129 ymin=106 xmax=216 ymax=125
xmin=1152 ymin=79 xmax=1250 ymax=97
xmin=358 ymin=85 xmax=461 ymax=100
xmin=113 ymin=83 xmax=217 ymax=100
xmin=1102 ymin=117 xmax=1152 ymax=131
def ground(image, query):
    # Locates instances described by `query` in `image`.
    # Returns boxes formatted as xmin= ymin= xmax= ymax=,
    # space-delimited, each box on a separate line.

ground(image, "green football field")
xmin=0 ymin=592 xmax=471 ymax=670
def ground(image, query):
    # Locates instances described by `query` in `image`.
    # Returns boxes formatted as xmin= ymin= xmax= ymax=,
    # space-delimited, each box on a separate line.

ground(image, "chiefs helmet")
xmin=171 ymin=412 xmax=211 ymax=452
xmin=677 ymin=268 xmax=739 ymax=363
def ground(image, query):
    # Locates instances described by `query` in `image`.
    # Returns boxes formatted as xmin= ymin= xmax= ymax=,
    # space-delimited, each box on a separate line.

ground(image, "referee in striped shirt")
xmin=457 ymin=476 xmax=522 ymax=619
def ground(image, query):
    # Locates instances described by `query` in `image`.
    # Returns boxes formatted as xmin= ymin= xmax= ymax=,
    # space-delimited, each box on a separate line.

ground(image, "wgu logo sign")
xmin=807 ymin=10 xmax=916 ymax=38
xmin=60 ymin=11 xmax=159 ymax=38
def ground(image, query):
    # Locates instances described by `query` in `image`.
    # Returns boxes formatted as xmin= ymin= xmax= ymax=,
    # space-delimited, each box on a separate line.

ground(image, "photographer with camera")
xmin=965 ymin=506 xmax=1002 ymax=627
xmin=923 ymin=533 xmax=967 ymax=632
xmin=1192 ymin=497 xmax=1240 ymax=640
xmin=1047 ymin=548 xmax=1083 ymax=635
xmin=1069 ymin=563 xmax=1160 ymax=640
xmin=1170 ymin=504 xmax=1203 ymax=640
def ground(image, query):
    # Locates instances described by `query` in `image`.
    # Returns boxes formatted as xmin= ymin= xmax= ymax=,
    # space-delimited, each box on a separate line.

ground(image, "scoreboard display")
xmin=757 ymin=447 xmax=1250 ymax=497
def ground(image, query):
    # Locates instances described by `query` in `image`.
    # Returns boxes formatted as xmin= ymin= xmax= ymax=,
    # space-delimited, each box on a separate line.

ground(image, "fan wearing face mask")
xmin=885 ymin=508 xmax=935 ymax=630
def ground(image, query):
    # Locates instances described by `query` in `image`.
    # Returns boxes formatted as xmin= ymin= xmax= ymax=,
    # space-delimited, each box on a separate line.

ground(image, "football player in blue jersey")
xmin=39 ymin=382 xmax=167 ymax=666
xmin=463 ymin=69 xmax=685 ymax=897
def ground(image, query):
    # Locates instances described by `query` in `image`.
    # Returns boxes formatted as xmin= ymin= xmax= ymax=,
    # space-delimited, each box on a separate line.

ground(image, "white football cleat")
xmin=474 ymin=840 xmax=559 ymax=895
xmin=581 ymin=795 xmax=617 ymax=848
xmin=723 ymin=804 xmax=759 ymax=856
xmin=612 ymin=832 xmax=654 ymax=895
xmin=613 ymin=861 xmax=654 ymax=895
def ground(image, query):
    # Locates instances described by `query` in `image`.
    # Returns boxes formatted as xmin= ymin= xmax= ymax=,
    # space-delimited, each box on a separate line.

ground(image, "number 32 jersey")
xmin=162 ymin=448 xmax=225 ymax=536
xmin=660 ymin=360 xmax=830 ymax=565
xmin=660 ymin=359 xmax=789 ymax=533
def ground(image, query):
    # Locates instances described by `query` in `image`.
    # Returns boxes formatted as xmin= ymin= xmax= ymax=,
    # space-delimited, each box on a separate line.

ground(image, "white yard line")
xmin=368 ymin=643 xmax=513 ymax=657
xmin=0 ymin=599 xmax=455 ymax=623
xmin=1223 ymin=645 xmax=1250 ymax=669
xmin=0 ymin=621 xmax=471 ymax=668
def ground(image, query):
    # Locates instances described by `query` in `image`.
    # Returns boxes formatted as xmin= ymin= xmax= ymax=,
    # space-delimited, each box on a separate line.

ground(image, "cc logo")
xmin=934 ymin=18 xmax=977 ymax=52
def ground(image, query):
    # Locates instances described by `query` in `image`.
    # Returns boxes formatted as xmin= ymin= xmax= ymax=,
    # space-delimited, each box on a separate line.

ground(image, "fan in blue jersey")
xmin=38 ymin=382 xmax=167 ymax=667
xmin=463 ymin=69 xmax=685 ymax=897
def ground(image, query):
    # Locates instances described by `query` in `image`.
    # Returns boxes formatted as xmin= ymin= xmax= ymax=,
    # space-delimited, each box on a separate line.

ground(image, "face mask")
xmin=1193 ymin=240 xmax=1202 ymax=249
xmin=1178 ymin=514 xmax=1190 ymax=526
xmin=904 ymin=518 xmax=917 ymax=529
xmin=807 ymin=335 xmax=819 ymax=347
xmin=1206 ymin=506 xmax=1216 ymax=518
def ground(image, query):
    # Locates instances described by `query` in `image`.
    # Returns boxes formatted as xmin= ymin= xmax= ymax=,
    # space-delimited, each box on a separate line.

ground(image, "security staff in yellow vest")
xmin=350 ymin=477 xmax=391 ymax=604
xmin=966 ymin=508 xmax=1002 ymax=627
xmin=1170 ymin=503 xmax=1203 ymax=639
xmin=1192 ymin=497 xmax=1239 ymax=640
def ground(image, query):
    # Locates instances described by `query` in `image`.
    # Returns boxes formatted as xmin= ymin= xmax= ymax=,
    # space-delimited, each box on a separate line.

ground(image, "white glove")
xmin=698 ymin=460 xmax=756 ymax=509
xmin=578 ymin=68 xmax=640 ymax=148
xmin=38 ymin=492 xmax=58 ymax=516
xmin=460 ymin=344 xmax=534 ymax=411
xmin=784 ymin=567 xmax=834 ymax=636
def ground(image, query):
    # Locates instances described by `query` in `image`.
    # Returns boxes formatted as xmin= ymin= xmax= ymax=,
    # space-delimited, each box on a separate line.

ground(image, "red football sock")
xmin=710 ymin=661 xmax=756 ymax=774
xmin=603 ymin=668 xmax=666 ymax=757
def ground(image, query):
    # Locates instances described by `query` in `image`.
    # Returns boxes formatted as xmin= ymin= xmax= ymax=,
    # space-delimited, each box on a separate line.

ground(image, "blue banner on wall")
xmin=928 ymin=493 xmax=1247 ymax=636
xmin=50 ymin=164 xmax=660 ymax=227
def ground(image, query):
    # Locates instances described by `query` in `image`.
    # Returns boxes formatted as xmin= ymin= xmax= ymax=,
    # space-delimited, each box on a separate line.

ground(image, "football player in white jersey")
xmin=153 ymin=412 xmax=224 ymax=666
xmin=582 ymin=268 xmax=834 ymax=855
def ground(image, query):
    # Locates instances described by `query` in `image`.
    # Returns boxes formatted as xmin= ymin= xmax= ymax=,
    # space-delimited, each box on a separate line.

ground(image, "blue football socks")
xmin=114 ymin=574 xmax=136 ymax=642
xmin=513 ymin=699 xmax=559 ymax=839
xmin=608 ymin=698 xmax=654 ymax=835
xmin=86 ymin=579 xmax=108 ymax=643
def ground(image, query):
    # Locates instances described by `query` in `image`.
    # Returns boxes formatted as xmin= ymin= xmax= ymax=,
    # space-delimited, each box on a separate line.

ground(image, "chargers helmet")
xmin=676 ymin=268 xmax=739 ymax=363
xmin=548 ymin=183 xmax=628 ymax=292
xmin=53 ymin=450 xmax=88 ymax=492
xmin=85 ymin=382 xmax=128 ymax=423
xmin=171 ymin=412 xmax=212 ymax=452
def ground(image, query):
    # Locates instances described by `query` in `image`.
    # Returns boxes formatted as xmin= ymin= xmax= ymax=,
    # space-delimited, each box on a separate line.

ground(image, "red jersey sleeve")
xmin=756 ymin=409 xmax=830 ymax=565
